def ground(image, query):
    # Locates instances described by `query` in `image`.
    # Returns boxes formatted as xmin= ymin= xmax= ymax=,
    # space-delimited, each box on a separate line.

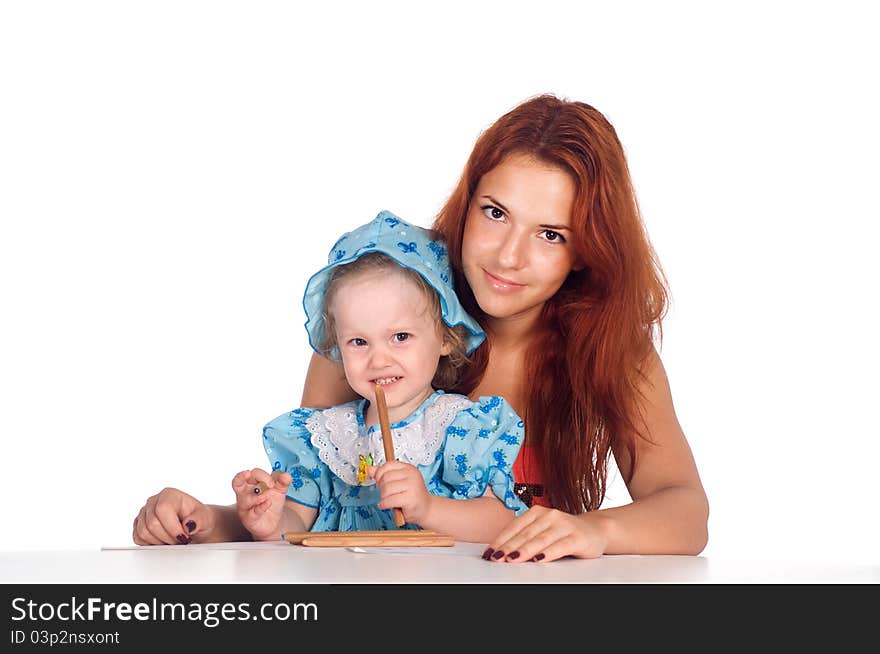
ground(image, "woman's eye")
xmin=392 ymin=333 xmax=410 ymax=343
xmin=540 ymin=229 xmax=566 ymax=243
xmin=481 ymin=205 xmax=505 ymax=221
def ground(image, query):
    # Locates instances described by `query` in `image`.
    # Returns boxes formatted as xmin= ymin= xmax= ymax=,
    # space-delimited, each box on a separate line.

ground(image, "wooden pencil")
xmin=300 ymin=534 xmax=454 ymax=548
xmin=254 ymin=469 xmax=284 ymax=495
xmin=282 ymin=530 xmax=441 ymax=545
xmin=374 ymin=383 xmax=406 ymax=527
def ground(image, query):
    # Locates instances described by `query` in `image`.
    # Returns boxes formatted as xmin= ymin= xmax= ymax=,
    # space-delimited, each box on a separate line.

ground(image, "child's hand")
xmin=368 ymin=461 xmax=433 ymax=526
xmin=232 ymin=468 xmax=292 ymax=541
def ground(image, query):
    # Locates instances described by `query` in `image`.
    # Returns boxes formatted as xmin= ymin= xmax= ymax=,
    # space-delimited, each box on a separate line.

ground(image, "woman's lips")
xmin=483 ymin=269 xmax=525 ymax=292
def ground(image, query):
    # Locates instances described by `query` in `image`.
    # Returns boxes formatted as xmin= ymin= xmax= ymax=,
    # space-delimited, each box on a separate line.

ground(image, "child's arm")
xmin=413 ymin=494 xmax=516 ymax=543
xmin=369 ymin=462 xmax=515 ymax=542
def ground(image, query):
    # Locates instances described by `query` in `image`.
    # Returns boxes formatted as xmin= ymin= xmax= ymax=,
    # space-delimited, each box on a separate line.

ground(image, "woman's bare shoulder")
xmin=637 ymin=346 xmax=673 ymax=406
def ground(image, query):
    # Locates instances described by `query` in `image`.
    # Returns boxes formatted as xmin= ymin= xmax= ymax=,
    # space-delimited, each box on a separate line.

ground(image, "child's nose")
xmin=368 ymin=345 xmax=393 ymax=368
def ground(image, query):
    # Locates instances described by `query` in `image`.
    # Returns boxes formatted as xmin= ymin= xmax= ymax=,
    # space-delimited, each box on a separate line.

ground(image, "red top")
xmin=512 ymin=445 xmax=549 ymax=508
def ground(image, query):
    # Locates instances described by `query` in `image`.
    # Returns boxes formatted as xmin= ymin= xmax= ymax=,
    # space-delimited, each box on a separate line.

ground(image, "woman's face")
xmin=461 ymin=153 xmax=582 ymax=327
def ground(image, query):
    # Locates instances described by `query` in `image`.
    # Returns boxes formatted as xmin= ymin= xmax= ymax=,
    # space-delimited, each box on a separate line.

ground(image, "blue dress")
xmin=261 ymin=390 xmax=528 ymax=531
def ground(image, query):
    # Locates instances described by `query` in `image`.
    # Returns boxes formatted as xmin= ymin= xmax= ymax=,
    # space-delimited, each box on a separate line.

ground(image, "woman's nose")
xmin=497 ymin=228 xmax=527 ymax=270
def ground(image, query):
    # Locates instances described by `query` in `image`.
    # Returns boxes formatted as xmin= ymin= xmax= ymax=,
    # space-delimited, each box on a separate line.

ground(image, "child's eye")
xmin=540 ymin=229 xmax=566 ymax=244
xmin=392 ymin=333 xmax=410 ymax=343
xmin=349 ymin=338 xmax=367 ymax=347
xmin=481 ymin=205 xmax=505 ymax=221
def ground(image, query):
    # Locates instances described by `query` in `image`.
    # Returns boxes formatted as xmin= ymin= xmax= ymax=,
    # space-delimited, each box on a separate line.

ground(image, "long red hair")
xmin=434 ymin=94 xmax=668 ymax=512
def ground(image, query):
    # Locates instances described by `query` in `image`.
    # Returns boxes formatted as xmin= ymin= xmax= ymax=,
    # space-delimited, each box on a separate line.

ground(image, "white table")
xmin=1 ymin=541 xmax=877 ymax=583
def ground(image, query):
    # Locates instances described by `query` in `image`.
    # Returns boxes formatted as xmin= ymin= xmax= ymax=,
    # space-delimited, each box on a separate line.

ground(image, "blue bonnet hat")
xmin=303 ymin=210 xmax=485 ymax=356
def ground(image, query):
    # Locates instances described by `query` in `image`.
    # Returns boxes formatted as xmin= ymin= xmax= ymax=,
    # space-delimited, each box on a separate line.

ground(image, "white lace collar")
xmin=305 ymin=391 xmax=472 ymax=486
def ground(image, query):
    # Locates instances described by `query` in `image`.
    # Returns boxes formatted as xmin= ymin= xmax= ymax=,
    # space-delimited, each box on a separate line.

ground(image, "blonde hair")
xmin=319 ymin=253 xmax=470 ymax=390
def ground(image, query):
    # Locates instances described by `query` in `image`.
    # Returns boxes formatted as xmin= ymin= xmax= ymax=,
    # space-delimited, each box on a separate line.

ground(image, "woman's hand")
xmin=483 ymin=505 xmax=610 ymax=562
xmin=368 ymin=461 xmax=433 ymax=526
xmin=132 ymin=487 xmax=217 ymax=546
xmin=231 ymin=468 xmax=292 ymax=541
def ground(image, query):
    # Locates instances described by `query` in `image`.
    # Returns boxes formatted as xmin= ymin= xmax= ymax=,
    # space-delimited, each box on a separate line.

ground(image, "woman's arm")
xmin=134 ymin=354 xmax=353 ymax=546
xmin=132 ymin=488 xmax=253 ymax=545
xmin=197 ymin=504 xmax=254 ymax=543
xmin=596 ymin=349 xmax=709 ymax=554
xmin=486 ymin=350 xmax=709 ymax=561
xmin=175 ymin=497 xmax=317 ymax=544
xmin=185 ymin=354 xmax=352 ymax=542
xmin=301 ymin=352 xmax=359 ymax=408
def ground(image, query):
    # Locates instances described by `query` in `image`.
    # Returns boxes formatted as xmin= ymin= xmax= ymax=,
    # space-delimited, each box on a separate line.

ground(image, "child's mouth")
xmin=373 ymin=376 xmax=401 ymax=386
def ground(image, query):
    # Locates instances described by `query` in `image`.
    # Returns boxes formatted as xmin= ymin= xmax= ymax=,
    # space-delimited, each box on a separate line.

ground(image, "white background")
xmin=1 ymin=1 xmax=877 ymax=565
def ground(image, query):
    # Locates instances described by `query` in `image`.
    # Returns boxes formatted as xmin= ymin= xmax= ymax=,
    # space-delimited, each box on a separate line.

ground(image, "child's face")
xmin=331 ymin=268 xmax=451 ymax=423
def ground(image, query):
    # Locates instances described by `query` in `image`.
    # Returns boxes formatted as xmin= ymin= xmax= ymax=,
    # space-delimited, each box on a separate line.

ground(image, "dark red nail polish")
xmin=534 ymin=552 xmax=545 ymax=561
xmin=185 ymin=521 xmax=196 ymax=532
xmin=481 ymin=548 xmax=494 ymax=560
xmin=176 ymin=534 xmax=190 ymax=544
xmin=491 ymin=550 xmax=505 ymax=560
xmin=507 ymin=551 xmax=520 ymax=560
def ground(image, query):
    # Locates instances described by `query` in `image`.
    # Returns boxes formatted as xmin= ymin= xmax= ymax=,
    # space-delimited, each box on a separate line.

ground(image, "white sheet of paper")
xmin=347 ymin=543 xmax=484 ymax=557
